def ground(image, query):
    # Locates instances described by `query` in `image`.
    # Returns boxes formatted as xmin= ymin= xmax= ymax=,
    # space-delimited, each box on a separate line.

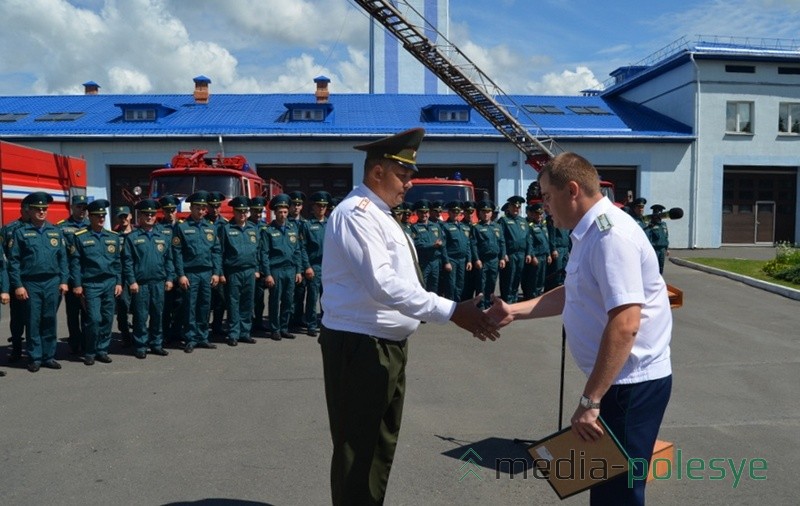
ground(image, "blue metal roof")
xmin=0 ymin=91 xmax=691 ymax=141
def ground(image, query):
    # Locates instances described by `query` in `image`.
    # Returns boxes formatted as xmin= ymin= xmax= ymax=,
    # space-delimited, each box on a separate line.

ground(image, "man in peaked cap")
xmin=205 ymin=192 xmax=229 ymax=336
xmin=298 ymin=191 xmax=330 ymax=337
xmin=521 ymin=202 xmax=551 ymax=300
xmin=156 ymin=195 xmax=181 ymax=345
xmin=319 ymin=128 xmax=499 ymax=505
xmin=497 ymin=195 xmax=530 ymax=303
xmin=473 ymin=199 xmax=506 ymax=308
xmin=57 ymin=195 xmax=90 ymax=355
xmin=247 ymin=196 xmax=269 ymax=331
xmin=440 ymin=200 xmax=475 ymax=302
xmin=2 ymin=194 xmax=33 ymax=363
xmin=631 ymin=197 xmax=648 ymax=229
xmin=287 ymin=191 xmax=311 ymax=333
xmin=70 ymin=199 xmax=123 ymax=365
xmin=172 ymin=190 xmax=222 ymax=352
xmin=123 ymin=198 xmax=174 ymax=359
xmin=217 ymin=196 xmax=259 ymax=346
xmin=411 ymin=198 xmax=452 ymax=293
xmin=646 ymin=204 xmax=670 ymax=274
xmin=8 ymin=191 xmax=69 ymax=372
xmin=112 ymin=204 xmax=135 ymax=345
xmin=259 ymin=194 xmax=303 ymax=340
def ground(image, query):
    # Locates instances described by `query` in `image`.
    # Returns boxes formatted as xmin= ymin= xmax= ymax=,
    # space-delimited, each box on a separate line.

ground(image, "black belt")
xmin=321 ymin=325 xmax=407 ymax=348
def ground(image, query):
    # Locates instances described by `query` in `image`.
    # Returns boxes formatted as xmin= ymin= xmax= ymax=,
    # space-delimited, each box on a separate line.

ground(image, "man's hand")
xmin=485 ymin=295 xmax=514 ymax=327
xmin=114 ymin=284 xmax=123 ymax=297
xmin=72 ymin=286 xmax=84 ymax=297
xmin=59 ymin=284 xmax=69 ymax=296
xmin=178 ymin=276 xmax=190 ymax=290
xmin=570 ymin=405 xmax=604 ymax=442
xmin=210 ymin=274 xmax=220 ymax=287
xmin=443 ymin=262 xmax=452 ymax=273
xmin=129 ymin=282 xmax=140 ymax=295
xmin=304 ymin=267 xmax=314 ymax=280
xmin=219 ymin=275 xmax=227 ymax=285
xmin=0 ymin=293 xmax=10 ymax=305
xmin=265 ymin=275 xmax=275 ymax=288
xmin=165 ymin=281 xmax=173 ymax=292
xmin=450 ymin=294 xmax=500 ymax=342
xmin=15 ymin=287 xmax=29 ymax=301
xmin=499 ymin=258 xmax=506 ymax=269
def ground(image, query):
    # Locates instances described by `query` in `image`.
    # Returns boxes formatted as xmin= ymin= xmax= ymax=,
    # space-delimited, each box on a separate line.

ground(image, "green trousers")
xmin=319 ymin=327 xmax=409 ymax=506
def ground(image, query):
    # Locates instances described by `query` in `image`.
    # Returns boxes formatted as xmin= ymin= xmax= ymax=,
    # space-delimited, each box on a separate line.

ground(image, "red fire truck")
xmin=404 ymin=175 xmax=478 ymax=223
xmin=127 ymin=149 xmax=282 ymax=220
xmin=0 ymin=141 xmax=87 ymax=225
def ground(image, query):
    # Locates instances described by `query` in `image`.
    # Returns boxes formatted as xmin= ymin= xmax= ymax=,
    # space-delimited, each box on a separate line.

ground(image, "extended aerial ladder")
xmin=353 ymin=0 xmax=560 ymax=171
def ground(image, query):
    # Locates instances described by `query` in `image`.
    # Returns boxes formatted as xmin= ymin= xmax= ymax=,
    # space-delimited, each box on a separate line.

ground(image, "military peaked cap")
xmin=413 ymin=199 xmax=431 ymax=211
xmin=270 ymin=194 xmax=291 ymax=209
xmin=114 ymin=205 xmax=131 ymax=216
xmin=445 ymin=200 xmax=463 ymax=210
xmin=135 ymin=199 xmax=160 ymax=212
xmin=186 ymin=191 xmax=210 ymax=205
xmin=288 ymin=191 xmax=306 ymax=203
xmin=158 ymin=195 xmax=178 ymax=209
xmin=87 ymin=199 xmax=111 ymax=215
xmin=228 ymin=195 xmax=250 ymax=210
xmin=310 ymin=191 xmax=331 ymax=205
xmin=71 ymin=195 xmax=88 ymax=205
xmin=506 ymin=195 xmax=525 ymax=206
xmin=476 ymin=199 xmax=495 ymax=212
xmin=354 ymin=127 xmax=425 ymax=172
xmin=26 ymin=191 xmax=53 ymax=208
xmin=249 ymin=196 xmax=266 ymax=209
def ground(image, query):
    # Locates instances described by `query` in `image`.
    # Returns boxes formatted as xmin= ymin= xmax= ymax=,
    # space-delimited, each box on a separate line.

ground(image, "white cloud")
xmin=526 ymin=66 xmax=601 ymax=96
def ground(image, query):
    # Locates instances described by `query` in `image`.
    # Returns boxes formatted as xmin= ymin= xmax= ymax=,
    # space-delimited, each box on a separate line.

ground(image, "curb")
xmin=670 ymin=257 xmax=800 ymax=301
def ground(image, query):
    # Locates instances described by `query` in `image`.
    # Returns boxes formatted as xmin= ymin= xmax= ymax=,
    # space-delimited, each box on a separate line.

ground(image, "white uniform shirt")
xmin=321 ymin=185 xmax=456 ymax=340
xmin=564 ymin=197 xmax=672 ymax=384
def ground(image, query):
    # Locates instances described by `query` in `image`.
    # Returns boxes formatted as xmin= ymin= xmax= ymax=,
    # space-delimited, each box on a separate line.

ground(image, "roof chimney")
xmin=193 ymin=75 xmax=211 ymax=104
xmin=314 ymin=76 xmax=330 ymax=104
xmin=83 ymin=81 xmax=100 ymax=95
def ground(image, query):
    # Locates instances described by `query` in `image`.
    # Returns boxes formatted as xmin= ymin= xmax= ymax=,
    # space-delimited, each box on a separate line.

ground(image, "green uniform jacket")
xmin=69 ymin=228 xmax=122 ymax=287
xmin=528 ymin=221 xmax=550 ymax=257
xmin=301 ymin=218 xmax=327 ymax=266
xmin=474 ymin=221 xmax=506 ymax=260
xmin=219 ymin=221 xmax=260 ymax=271
xmin=411 ymin=222 xmax=450 ymax=263
xmin=442 ymin=220 xmax=474 ymax=262
xmin=57 ymin=217 xmax=89 ymax=285
xmin=172 ymin=218 xmax=222 ymax=276
xmin=499 ymin=215 xmax=531 ymax=255
xmin=122 ymin=227 xmax=175 ymax=285
xmin=259 ymin=221 xmax=302 ymax=277
xmin=8 ymin=222 xmax=68 ymax=287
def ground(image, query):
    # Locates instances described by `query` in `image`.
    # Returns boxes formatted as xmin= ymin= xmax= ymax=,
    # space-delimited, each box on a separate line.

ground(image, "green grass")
xmin=685 ymin=257 xmax=800 ymax=290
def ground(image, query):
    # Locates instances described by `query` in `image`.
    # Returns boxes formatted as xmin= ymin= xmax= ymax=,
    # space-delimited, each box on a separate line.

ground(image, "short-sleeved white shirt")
xmin=563 ymin=197 xmax=672 ymax=384
xmin=321 ymin=184 xmax=456 ymax=340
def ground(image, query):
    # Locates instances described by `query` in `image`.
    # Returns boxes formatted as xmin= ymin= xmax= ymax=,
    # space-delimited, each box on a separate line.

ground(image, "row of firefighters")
xmin=0 ymin=187 xmax=667 ymax=374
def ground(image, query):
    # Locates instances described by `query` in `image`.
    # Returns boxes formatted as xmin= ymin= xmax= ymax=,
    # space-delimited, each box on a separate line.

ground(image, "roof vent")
xmin=193 ymin=75 xmax=211 ymax=104
xmin=83 ymin=81 xmax=100 ymax=95
xmin=314 ymin=76 xmax=330 ymax=104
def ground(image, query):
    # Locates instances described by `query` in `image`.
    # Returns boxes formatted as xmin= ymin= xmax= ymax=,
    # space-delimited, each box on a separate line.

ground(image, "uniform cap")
xmin=476 ymin=199 xmax=495 ymax=211
xmin=26 ymin=191 xmax=54 ymax=208
xmin=650 ymin=204 xmax=666 ymax=213
xmin=430 ymin=200 xmax=444 ymax=211
xmin=463 ymin=200 xmax=476 ymax=211
xmin=87 ymin=199 xmax=111 ymax=215
xmin=353 ymin=127 xmax=425 ymax=172
xmin=270 ymin=193 xmax=291 ymax=209
xmin=527 ymin=202 xmax=543 ymax=213
xmin=135 ymin=199 xmax=161 ymax=213
xmin=158 ymin=195 xmax=178 ymax=209
xmin=506 ymin=195 xmax=525 ymax=206
xmin=71 ymin=195 xmax=88 ymax=205
xmin=288 ymin=191 xmax=306 ymax=204
xmin=633 ymin=197 xmax=647 ymax=206
xmin=310 ymin=191 xmax=331 ymax=205
xmin=445 ymin=200 xmax=462 ymax=211
xmin=413 ymin=199 xmax=431 ymax=211
xmin=207 ymin=191 xmax=225 ymax=206
xmin=114 ymin=205 xmax=131 ymax=217
xmin=186 ymin=191 xmax=210 ymax=205
xmin=329 ymin=196 xmax=342 ymax=209
xmin=228 ymin=195 xmax=250 ymax=210
xmin=249 ymin=196 xmax=266 ymax=209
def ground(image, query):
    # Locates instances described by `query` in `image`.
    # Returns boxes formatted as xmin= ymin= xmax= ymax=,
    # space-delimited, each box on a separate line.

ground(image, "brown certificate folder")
xmin=527 ymin=417 xmax=630 ymax=500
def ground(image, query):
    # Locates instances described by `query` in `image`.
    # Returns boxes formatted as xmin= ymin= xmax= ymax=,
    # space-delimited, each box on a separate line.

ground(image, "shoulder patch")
xmin=356 ymin=198 xmax=371 ymax=212
xmin=108 ymin=229 xmax=119 ymax=235
xmin=595 ymin=213 xmax=613 ymax=232
xmin=75 ymin=229 xmax=89 ymax=236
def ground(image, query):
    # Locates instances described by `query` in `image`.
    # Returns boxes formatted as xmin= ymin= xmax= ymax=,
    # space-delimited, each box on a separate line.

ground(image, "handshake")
xmin=449 ymin=294 xmax=515 ymax=341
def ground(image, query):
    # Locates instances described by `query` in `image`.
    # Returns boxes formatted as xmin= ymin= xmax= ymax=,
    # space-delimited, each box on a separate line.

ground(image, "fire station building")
xmin=1 ymin=38 xmax=798 ymax=248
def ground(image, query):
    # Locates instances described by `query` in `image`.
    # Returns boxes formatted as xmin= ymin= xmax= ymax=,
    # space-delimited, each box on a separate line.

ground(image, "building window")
xmin=567 ymin=105 xmax=611 ymax=115
xmin=35 ymin=112 xmax=85 ymax=121
xmin=124 ymin=109 xmax=156 ymax=121
xmin=778 ymin=103 xmax=800 ymax=134
xmin=291 ymin=109 xmax=324 ymax=121
xmin=0 ymin=112 xmax=28 ymax=122
xmin=523 ymin=105 xmax=564 ymax=115
xmin=726 ymin=102 xmax=753 ymax=134
xmin=778 ymin=67 xmax=800 ymax=75
xmin=438 ymin=109 xmax=469 ymax=122
xmin=725 ymin=65 xmax=755 ymax=74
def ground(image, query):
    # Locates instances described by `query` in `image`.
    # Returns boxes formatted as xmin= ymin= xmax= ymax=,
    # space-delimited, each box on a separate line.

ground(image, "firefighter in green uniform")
xmin=400 ymin=201 xmax=413 ymax=234
xmin=57 ymin=195 xmax=89 ymax=355
xmin=70 ymin=199 xmax=123 ymax=365
xmin=8 ymin=191 xmax=69 ymax=372
xmin=112 ymin=205 xmax=134 ymax=346
xmin=157 ymin=195 xmax=181 ymax=345
xmin=2 ymin=200 xmax=30 ymax=363
xmin=441 ymin=201 xmax=476 ymax=301
xmin=647 ymin=204 xmax=670 ymax=274
xmin=206 ymin=191 xmax=229 ymax=335
xmin=248 ymin=196 xmax=269 ymax=331
xmin=218 ymin=196 xmax=260 ymax=346
xmin=545 ymin=211 xmax=571 ymax=292
xmin=498 ymin=195 xmax=530 ymax=303
xmin=460 ymin=200 xmax=480 ymax=300
xmin=259 ymin=194 xmax=303 ymax=340
xmin=123 ymin=199 xmax=174 ymax=359
xmin=300 ymin=191 xmax=330 ymax=337
xmin=288 ymin=191 xmax=313 ymax=332
xmin=631 ymin=197 xmax=648 ymax=229
xmin=521 ymin=203 xmax=551 ymax=299
xmin=473 ymin=200 xmax=506 ymax=308
xmin=411 ymin=199 xmax=451 ymax=293
xmin=0 ymin=234 xmax=9 ymax=375
xmin=172 ymin=191 xmax=222 ymax=353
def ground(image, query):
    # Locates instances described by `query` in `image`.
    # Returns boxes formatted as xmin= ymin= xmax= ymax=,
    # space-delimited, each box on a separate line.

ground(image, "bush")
xmin=762 ymin=242 xmax=800 ymax=282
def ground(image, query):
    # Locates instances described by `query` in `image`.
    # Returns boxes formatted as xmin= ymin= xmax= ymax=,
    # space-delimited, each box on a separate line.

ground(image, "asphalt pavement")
xmin=1 ymin=249 xmax=797 ymax=505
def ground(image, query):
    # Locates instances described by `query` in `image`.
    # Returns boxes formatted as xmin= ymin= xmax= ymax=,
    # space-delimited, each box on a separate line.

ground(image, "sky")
xmin=1 ymin=0 xmax=799 ymax=97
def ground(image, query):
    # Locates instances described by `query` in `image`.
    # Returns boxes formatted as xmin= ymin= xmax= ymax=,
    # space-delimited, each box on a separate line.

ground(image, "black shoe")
xmin=150 ymin=348 xmax=169 ymax=356
xmin=42 ymin=360 xmax=62 ymax=370
xmin=121 ymin=334 xmax=133 ymax=348
xmin=196 ymin=342 xmax=217 ymax=349
xmin=227 ymin=339 xmax=238 ymax=347
xmin=8 ymin=352 xmax=22 ymax=364
xmin=96 ymin=355 xmax=113 ymax=364
xmin=184 ymin=344 xmax=195 ymax=353
xmin=289 ymin=326 xmax=303 ymax=333
xmin=269 ymin=333 xmax=282 ymax=341
xmin=240 ymin=337 xmax=256 ymax=344
xmin=27 ymin=362 xmax=40 ymax=373
xmin=252 ymin=323 xmax=267 ymax=331
xmin=307 ymin=329 xmax=319 ymax=337
xmin=280 ymin=332 xmax=296 ymax=339
xmin=84 ymin=356 xmax=95 ymax=366
xmin=68 ymin=345 xmax=81 ymax=355
xmin=134 ymin=350 xmax=147 ymax=359
xmin=0 ymin=370 xmax=6 ymax=376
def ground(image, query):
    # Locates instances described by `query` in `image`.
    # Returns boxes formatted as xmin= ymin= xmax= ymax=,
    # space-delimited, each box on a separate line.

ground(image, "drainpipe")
xmin=690 ymin=53 xmax=701 ymax=249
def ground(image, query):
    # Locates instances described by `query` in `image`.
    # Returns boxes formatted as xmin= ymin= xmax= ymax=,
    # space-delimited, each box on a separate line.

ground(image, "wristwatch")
xmin=579 ymin=395 xmax=601 ymax=409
